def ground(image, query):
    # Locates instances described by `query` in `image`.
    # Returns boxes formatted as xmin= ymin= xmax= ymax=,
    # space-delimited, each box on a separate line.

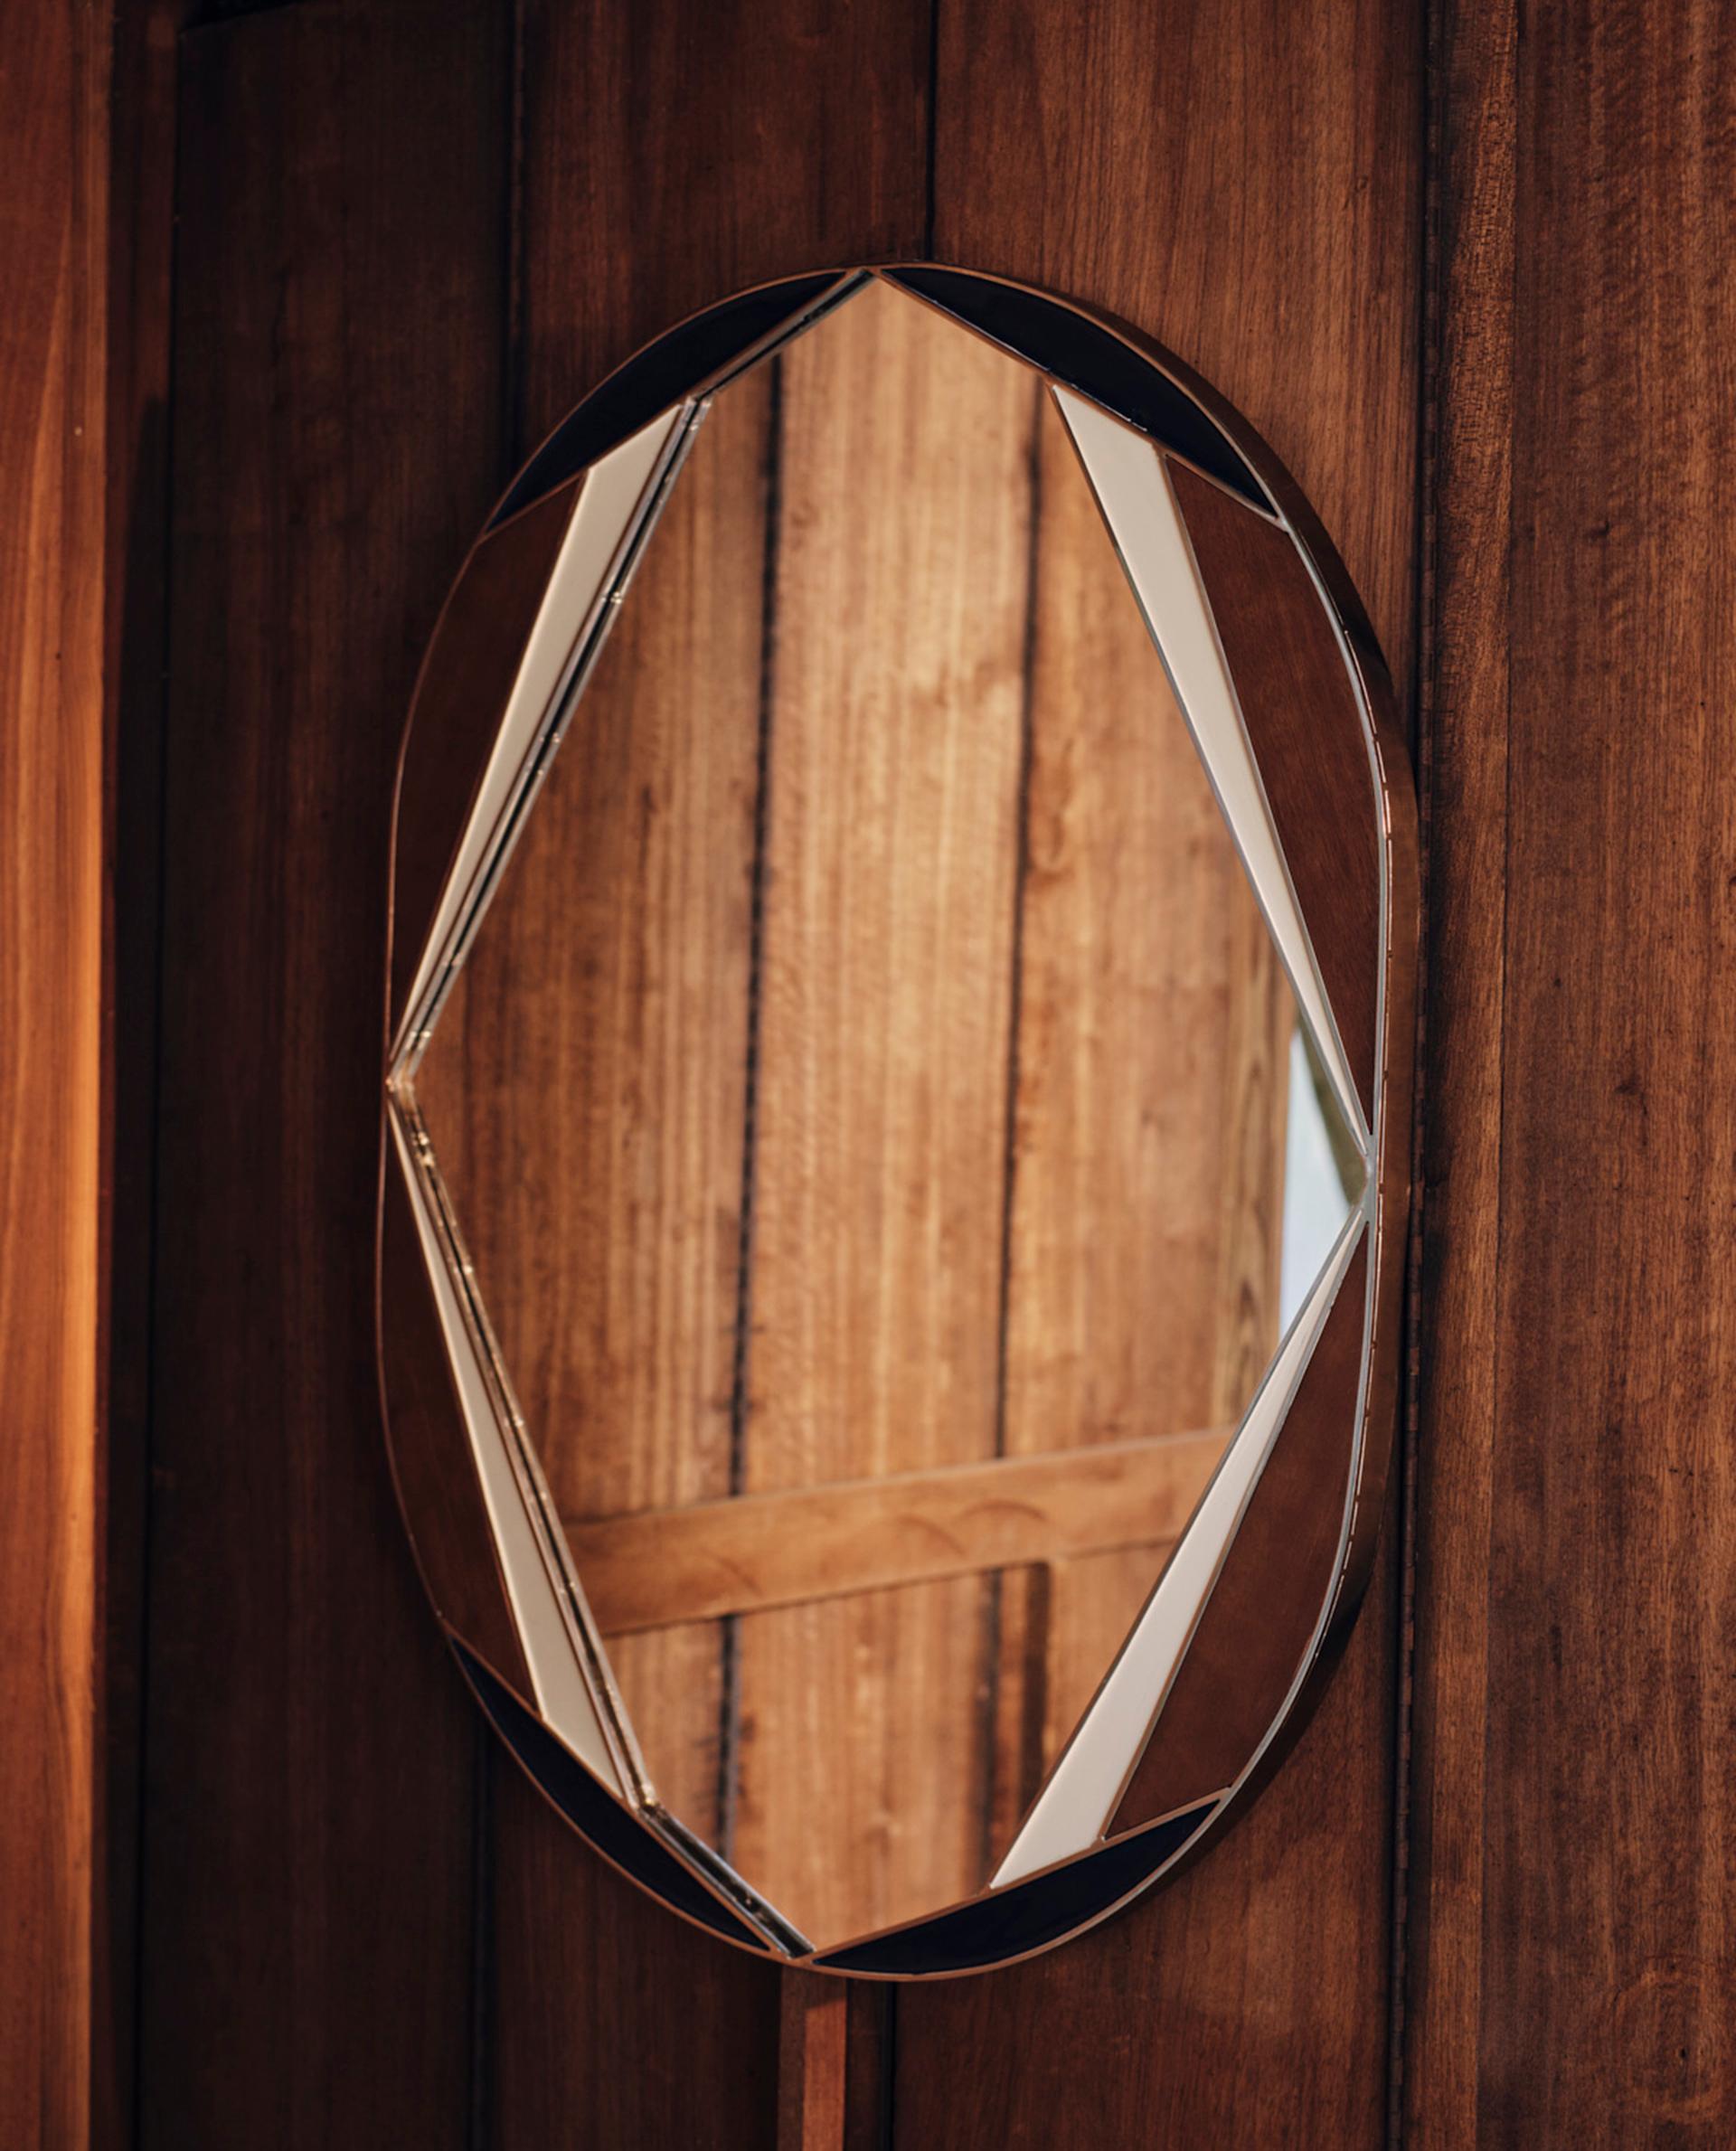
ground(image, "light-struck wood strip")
xmin=567 ymin=1429 xmax=1226 ymax=1634
xmin=988 ymin=391 xmax=1292 ymax=1842
xmin=0 ymin=1 xmax=108 ymax=2141
xmin=415 ymin=372 xmax=773 ymax=1838
xmin=731 ymin=278 xmax=1037 ymax=1947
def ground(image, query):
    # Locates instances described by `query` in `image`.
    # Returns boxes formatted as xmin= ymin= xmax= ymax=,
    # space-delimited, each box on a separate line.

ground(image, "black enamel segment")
xmin=811 ymin=1800 xmax=1220 ymax=1976
xmin=454 ymin=1644 xmax=773 ymax=1949
xmin=488 ymin=273 xmax=848 ymax=528
xmin=887 ymin=268 xmax=1273 ymax=512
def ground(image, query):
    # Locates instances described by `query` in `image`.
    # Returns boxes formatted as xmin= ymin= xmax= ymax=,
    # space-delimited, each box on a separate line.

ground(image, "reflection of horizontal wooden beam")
xmin=564 ymin=1429 xmax=1229 ymax=1636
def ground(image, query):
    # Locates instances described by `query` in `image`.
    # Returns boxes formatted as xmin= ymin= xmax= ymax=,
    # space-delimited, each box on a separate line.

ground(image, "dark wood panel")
xmin=0 ymin=2 xmax=110 ymax=2143
xmin=491 ymin=7 xmax=931 ymax=2143
xmin=138 ymin=5 xmax=512 ymax=2142
xmin=1399 ymin=0 xmax=1515 ymax=2137
xmin=898 ymin=0 xmax=1420 ymax=2141
xmin=1407 ymin=0 xmax=1736 ymax=2140
xmin=731 ymin=276 xmax=1031 ymax=1948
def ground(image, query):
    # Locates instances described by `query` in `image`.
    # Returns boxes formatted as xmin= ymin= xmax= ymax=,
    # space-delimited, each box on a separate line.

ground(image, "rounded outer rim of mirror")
xmin=373 ymin=261 xmax=1420 ymax=1980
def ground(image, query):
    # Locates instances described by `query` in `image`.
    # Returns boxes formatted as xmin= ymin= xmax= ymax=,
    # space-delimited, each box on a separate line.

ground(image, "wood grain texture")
xmin=376 ymin=1166 xmax=533 ymax=1690
xmin=490 ymin=8 xmax=929 ymax=2140
xmin=1171 ymin=460 xmax=1384 ymax=1124
xmin=731 ymin=277 xmax=1033 ymax=1947
xmin=516 ymin=0 xmax=930 ymax=449
xmin=0 ymin=1 xmax=109 ymax=2142
xmin=896 ymin=0 xmax=1420 ymax=2139
xmin=138 ymin=6 xmax=511 ymax=2141
xmin=387 ymin=478 xmax=580 ymax=1035
xmin=778 ymin=1972 xmax=847 ymax=2151
xmin=490 ymin=1753 xmax=782 ymax=2149
xmin=1406 ymin=0 xmax=1736 ymax=2140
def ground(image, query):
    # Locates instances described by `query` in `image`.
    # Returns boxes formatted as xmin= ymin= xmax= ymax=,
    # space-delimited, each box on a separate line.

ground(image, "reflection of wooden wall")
xmin=420 ymin=278 xmax=1290 ymax=1948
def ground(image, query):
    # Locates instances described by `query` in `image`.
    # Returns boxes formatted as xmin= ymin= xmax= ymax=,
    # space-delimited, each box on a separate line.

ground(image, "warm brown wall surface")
xmin=14 ymin=0 xmax=1736 ymax=2143
xmin=0 ymin=3 xmax=110 ymax=2144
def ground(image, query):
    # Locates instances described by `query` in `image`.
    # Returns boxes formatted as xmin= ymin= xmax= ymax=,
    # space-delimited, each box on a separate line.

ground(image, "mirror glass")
xmin=410 ymin=278 xmax=1363 ymax=1952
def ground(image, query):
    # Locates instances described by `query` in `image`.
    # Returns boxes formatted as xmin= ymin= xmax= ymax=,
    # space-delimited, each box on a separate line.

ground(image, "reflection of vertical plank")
xmin=995 ymin=400 xmax=1290 ymax=1832
xmin=416 ymin=377 xmax=772 ymax=1834
xmin=732 ymin=281 xmax=1035 ymax=1944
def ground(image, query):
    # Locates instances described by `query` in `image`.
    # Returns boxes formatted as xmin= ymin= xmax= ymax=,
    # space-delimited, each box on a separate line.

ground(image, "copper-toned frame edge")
xmin=374 ymin=262 xmax=1419 ymax=1976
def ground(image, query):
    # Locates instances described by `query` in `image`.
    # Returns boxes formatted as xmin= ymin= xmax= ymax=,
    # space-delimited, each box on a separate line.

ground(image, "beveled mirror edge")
xmin=374 ymin=263 xmax=1420 ymax=1978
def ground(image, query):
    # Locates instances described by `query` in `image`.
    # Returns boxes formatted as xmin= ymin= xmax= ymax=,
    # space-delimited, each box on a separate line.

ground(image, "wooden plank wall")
xmin=0 ymin=3 xmax=111 ymax=2145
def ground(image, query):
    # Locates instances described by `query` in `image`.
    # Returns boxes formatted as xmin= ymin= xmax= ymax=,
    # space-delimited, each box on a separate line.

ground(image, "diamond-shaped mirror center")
xmin=412 ymin=277 xmax=1362 ymax=1952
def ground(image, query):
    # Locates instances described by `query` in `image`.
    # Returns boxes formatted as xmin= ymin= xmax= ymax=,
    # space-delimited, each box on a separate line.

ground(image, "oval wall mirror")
xmin=377 ymin=266 xmax=1416 ymax=1978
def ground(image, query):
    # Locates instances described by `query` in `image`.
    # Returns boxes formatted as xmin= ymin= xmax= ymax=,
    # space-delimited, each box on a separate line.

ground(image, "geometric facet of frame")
xmin=377 ymin=265 xmax=1418 ymax=1977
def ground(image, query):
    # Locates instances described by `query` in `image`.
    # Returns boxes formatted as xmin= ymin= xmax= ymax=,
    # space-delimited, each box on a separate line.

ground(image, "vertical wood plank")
xmin=995 ymin=395 xmax=1291 ymax=1812
xmin=731 ymin=281 xmax=1033 ymax=1945
xmin=0 ymin=2 xmax=109 ymax=2142
xmin=1400 ymin=0 xmax=1514 ymax=2137
xmin=1410 ymin=0 xmax=1736 ymax=2139
xmin=901 ymin=1 xmax=1420 ymax=2140
xmin=494 ymin=7 xmax=930 ymax=2138
xmin=139 ymin=5 xmax=511 ymax=2141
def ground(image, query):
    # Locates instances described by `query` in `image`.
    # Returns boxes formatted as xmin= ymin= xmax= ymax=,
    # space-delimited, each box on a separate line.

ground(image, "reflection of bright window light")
xmin=1280 ymin=1024 xmax=1356 ymax=1332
